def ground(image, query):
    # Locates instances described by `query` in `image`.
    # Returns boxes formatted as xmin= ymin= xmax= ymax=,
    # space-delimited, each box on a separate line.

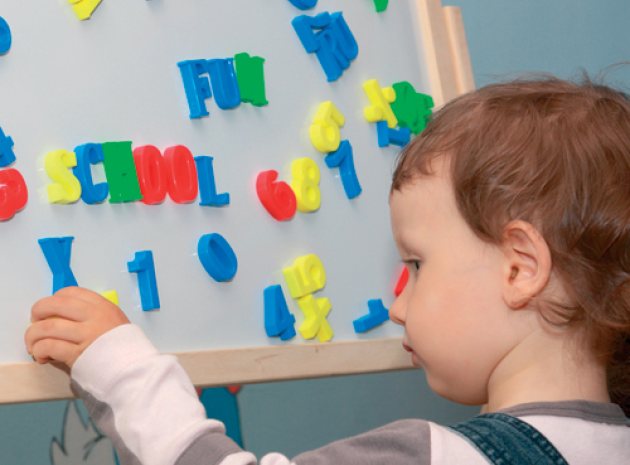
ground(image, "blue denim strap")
xmin=449 ymin=412 xmax=569 ymax=465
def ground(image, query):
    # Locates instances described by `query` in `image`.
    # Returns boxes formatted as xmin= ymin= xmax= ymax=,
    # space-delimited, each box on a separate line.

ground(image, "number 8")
xmin=291 ymin=157 xmax=321 ymax=213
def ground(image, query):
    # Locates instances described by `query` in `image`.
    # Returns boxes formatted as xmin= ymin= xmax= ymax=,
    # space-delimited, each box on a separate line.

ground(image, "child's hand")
xmin=24 ymin=287 xmax=130 ymax=368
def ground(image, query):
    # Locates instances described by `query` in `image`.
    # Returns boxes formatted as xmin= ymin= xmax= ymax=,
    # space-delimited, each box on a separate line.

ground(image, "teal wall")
xmin=449 ymin=0 xmax=630 ymax=87
xmin=2 ymin=1 xmax=629 ymax=463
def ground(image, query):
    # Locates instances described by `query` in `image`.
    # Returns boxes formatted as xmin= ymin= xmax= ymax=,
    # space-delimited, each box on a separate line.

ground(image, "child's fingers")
xmin=55 ymin=286 xmax=113 ymax=306
xmin=24 ymin=319 xmax=84 ymax=354
xmin=31 ymin=294 xmax=91 ymax=322
xmin=29 ymin=338 xmax=80 ymax=366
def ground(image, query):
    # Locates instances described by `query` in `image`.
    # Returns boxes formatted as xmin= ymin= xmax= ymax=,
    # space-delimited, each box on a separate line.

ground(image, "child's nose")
xmin=389 ymin=296 xmax=406 ymax=326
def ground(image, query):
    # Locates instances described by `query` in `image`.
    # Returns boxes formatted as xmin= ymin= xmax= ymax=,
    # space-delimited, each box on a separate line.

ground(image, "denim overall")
xmin=449 ymin=413 xmax=569 ymax=465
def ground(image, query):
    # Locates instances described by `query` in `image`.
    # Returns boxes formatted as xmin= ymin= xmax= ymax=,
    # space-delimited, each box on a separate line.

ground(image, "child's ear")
xmin=501 ymin=220 xmax=552 ymax=309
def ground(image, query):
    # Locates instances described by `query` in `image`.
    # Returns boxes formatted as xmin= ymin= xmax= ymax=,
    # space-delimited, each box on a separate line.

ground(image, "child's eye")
xmin=404 ymin=260 xmax=421 ymax=271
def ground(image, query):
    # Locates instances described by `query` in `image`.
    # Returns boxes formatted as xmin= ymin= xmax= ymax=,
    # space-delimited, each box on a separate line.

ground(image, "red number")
xmin=256 ymin=170 xmax=296 ymax=221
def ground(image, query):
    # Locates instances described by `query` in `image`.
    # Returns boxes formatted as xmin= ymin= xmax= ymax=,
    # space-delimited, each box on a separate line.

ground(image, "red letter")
xmin=164 ymin=145 xmax=199 ymax=203
xmin=0 ymin=168 xmax=28 ymax=221
xmin=133 ymin=145 xmax=167 ymax=205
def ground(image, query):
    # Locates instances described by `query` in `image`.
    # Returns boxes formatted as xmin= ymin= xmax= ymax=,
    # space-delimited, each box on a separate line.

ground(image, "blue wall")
xmin=2 ymin=1 xmax=629 ymax=463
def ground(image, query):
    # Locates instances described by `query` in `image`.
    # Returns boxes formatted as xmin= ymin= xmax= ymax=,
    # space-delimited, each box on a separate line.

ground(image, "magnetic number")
xmin=264 ymin=285 xmax=296 ymax=340
xmin=291 ymin=157 xmax=321 ymax=212
xmin=309 ymin=101 xmax=345 ymax=153
xmin=256 ymin=170 xmax=297 ymax=221
xmin=197 ymin=233 xmax=238 ymax=282
xmin=325 ymin=140 xmax=361 ymax=199
xmin=282 ymin=253 xmax=327 ymax=299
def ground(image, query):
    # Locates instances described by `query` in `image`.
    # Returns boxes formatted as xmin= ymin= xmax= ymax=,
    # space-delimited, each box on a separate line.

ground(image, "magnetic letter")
xmin=45 ymin=149 xmax=82 ymax=204
xmin=0 ymin=127 xmax=15 ymax=167
xmin=177 ymin=60 xmax=212 ymax=118
xmin=102 ymin=141 xmax=142 ymax=203
xmin=133 ymin=145 xmax=168 ymax=205
xmin=164 ymin=145 xmax=198 ymax=203
xmin=73 ymin=143 xmax=108 ymax=204
xmin=292 ymin=12 xmax=358 ymax=82
xmin=38 ymin=236 xmax=78 ymax=294
xmin=195 ymin=156 xmax=230 ymax=207
xmin=234 ymin=53 xmax=268 ymax=106
xmin=206 ymin=59 xmax=241 ymax=110
xmin=297 ymin=294 xmax=333 ymax=342
xmin=0 ymin=168 xmax=28 ymax=221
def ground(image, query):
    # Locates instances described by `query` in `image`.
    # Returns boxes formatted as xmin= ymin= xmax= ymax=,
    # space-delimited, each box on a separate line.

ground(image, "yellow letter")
xmin=45 ymin=149 xmax=82 ymax=204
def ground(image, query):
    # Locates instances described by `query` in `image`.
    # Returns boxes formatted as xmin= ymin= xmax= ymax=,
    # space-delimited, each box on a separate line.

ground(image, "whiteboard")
xmin=0 ymin=0 xmax=473 ymax=402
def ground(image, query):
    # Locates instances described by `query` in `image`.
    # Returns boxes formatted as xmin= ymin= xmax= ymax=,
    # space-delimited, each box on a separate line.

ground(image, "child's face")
xmin=389 ymin=158 xmax=519 ymax=405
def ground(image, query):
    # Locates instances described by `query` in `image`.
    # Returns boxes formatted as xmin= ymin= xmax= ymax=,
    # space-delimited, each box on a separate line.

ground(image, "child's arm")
xmin=24 ymin=287 xmax=431 ymax=465
xmin=25 ymin=287 xmax=250 ymax=465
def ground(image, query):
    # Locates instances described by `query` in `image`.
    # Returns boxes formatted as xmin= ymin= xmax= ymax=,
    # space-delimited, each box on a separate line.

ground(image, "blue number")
xmin=127 ymin=250 xmax=161 ymax=311
xmin=198 ymin=233 xmax=238 ymax=282
xmin=325 ymin=140 xmax=362 ymax=199
xmin=264 ymin=285 xmax=296 ymax=340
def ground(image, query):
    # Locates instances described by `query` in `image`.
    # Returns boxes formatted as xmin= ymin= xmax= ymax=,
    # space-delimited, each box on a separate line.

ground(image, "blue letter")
xmin=195 ymin=156 xmax=230 ymax=207
xmin=206 ymin=59 xmax=241 ymax=110
xmin=38 ymin=237 xmax=78 ymax=294
xmin=0 ymin=127 xmax=15 ymax=167
xmin=177 ymin=60 xmax=213 ymax=118
xmin=74 ymin=143 xmax=109 ymax=204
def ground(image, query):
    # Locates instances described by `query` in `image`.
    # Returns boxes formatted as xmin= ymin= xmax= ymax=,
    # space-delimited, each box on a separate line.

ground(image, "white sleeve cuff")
xmin=72 ymin=324 xmax=158 ymax=395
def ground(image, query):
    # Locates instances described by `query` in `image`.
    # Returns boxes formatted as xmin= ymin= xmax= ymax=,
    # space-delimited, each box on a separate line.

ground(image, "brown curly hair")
xmin=392 ymin=77 xmax=630 ymax=415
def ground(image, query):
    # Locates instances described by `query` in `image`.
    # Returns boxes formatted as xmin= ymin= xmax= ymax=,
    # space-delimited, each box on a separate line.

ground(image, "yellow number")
xmin=282 ymin=253 xmax=327 ymax=299
xmin=291 ymin=157 xmax=321 ymax=213
xmin=309 ymin=101 xmax=345 ymax=153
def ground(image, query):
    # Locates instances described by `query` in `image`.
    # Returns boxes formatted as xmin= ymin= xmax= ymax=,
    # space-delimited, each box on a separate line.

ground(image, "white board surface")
xmin=0 ymin=0 xmax=475 ymax=402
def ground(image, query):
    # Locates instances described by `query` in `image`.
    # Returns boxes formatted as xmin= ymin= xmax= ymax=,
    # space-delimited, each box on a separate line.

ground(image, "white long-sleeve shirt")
xmin=70 ymin=324 xmax=630 ymax=465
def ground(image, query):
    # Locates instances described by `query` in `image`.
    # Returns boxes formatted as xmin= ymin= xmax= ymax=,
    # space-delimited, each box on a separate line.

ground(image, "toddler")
xmin=25 ymin=77 xmax=630 ymax=464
